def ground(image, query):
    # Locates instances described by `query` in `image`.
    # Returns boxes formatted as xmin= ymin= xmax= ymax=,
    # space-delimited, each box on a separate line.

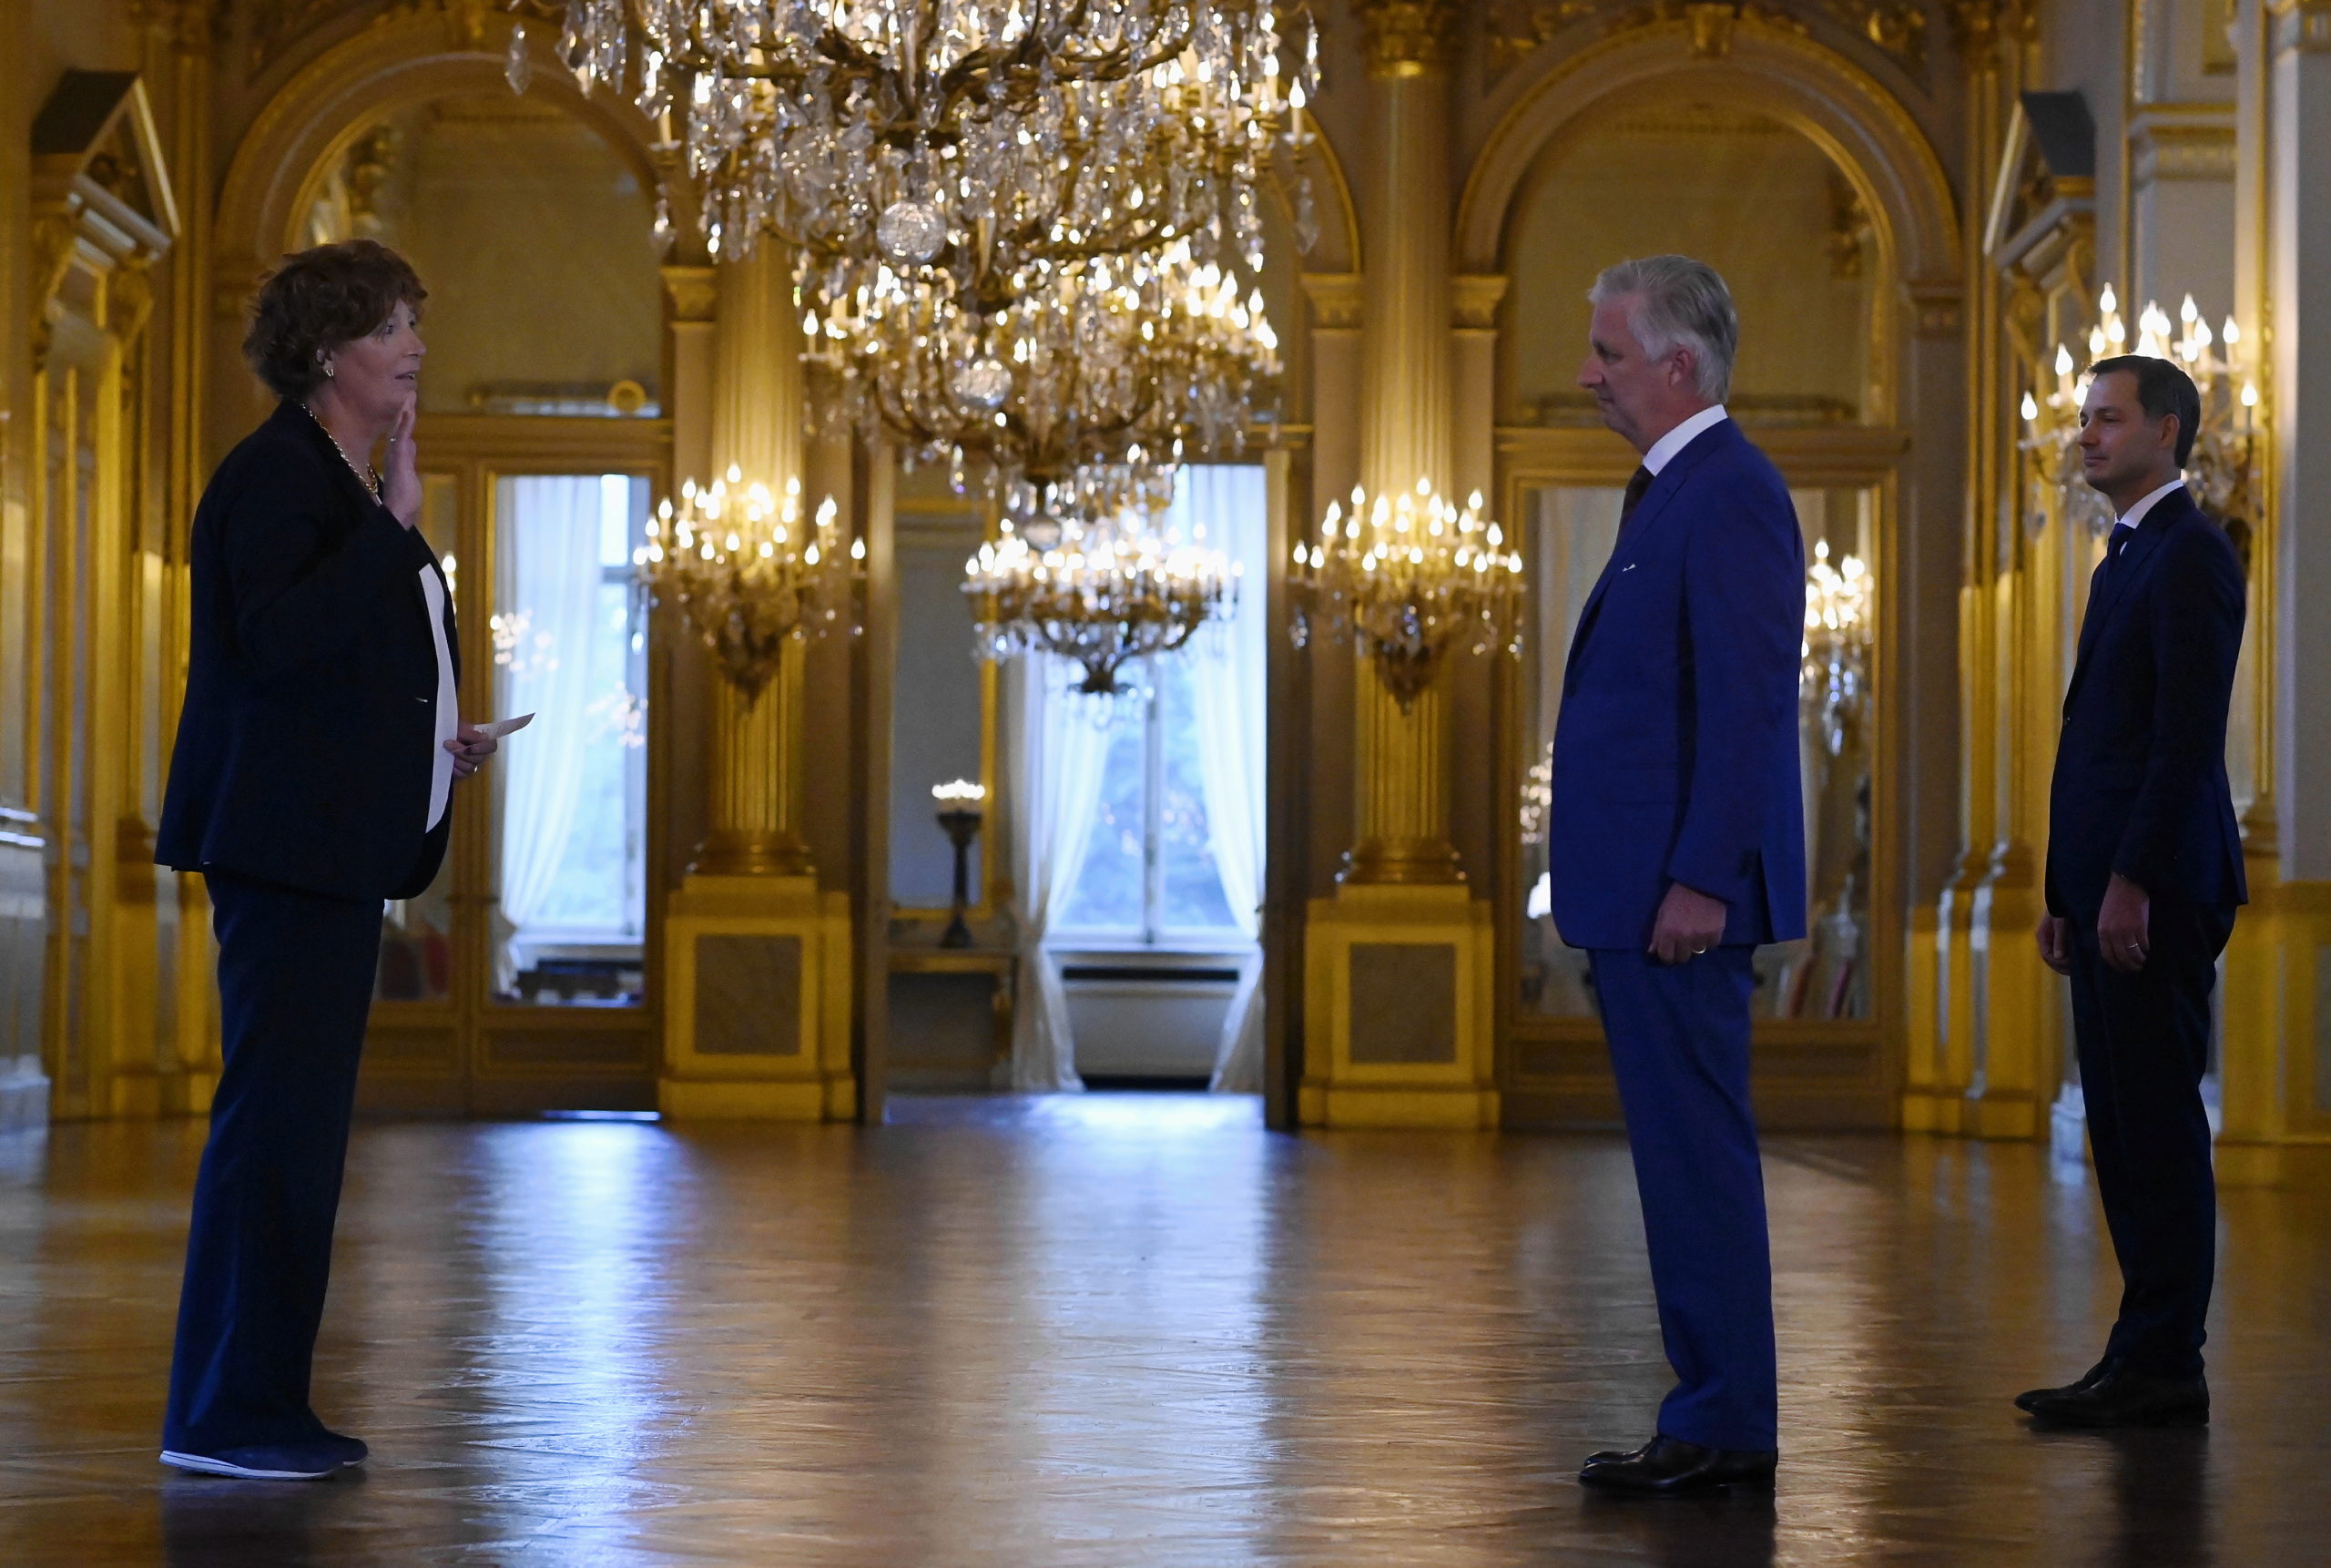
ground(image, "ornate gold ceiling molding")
xmin=1485 ymin=0 xmax=1932 ymax=85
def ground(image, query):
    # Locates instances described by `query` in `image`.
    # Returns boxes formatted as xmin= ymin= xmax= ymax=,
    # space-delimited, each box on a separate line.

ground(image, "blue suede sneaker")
xmin=158 ymin=1442 xmax=341 ymax=1481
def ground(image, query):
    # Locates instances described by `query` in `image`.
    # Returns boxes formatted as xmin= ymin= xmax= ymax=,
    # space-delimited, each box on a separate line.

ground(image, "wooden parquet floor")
xmin=2 ymin=1094 xmax=2327 ymax=1566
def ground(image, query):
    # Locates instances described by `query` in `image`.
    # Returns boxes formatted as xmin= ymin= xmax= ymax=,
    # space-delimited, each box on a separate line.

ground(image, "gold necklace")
xmin=300 ymin=401 xmax=382 ymax=500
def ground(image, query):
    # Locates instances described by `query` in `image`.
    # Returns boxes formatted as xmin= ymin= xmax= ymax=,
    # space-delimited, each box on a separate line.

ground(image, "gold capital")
xmin=1357 ymin=0 xmax=1460 ymax=76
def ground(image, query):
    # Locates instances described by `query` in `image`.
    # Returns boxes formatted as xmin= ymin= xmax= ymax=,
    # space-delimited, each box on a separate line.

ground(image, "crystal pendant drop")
xmin=504 ymin=23 xmax=532 ymax=97
xmin=875 ymin=199 xmax=948 ymax=264
xmin=952 ymin=358 xmax=1012 ymax=412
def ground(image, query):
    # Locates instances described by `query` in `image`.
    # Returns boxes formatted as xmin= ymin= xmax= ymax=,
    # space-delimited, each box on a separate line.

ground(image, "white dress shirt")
xmin=2112 ymin=476 xmax=2187 ymax=544
xmin=418 ymin=565 xmax=457 ymax=830
xmin=1642 ymin=403 xmax=1731 ymax=476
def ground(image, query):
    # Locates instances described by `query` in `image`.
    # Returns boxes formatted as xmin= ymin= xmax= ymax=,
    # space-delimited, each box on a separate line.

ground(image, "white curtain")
xmin=1004 ymin=657 xmax=1114 ymax=1091
xmin=494 ymin=475 xmax=611 ymax=981
xmin=1177 ymin=467 xmax=1270 ymax=1093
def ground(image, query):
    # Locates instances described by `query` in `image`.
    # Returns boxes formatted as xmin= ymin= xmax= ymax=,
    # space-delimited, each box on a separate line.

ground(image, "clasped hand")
xmin=1649 ymin=881 xmax=1729 ymax=965
xmin=2035 ymin=872 xmax=2150 ymax=976
xmin=447 ymin=725 xmax=498 ymax=782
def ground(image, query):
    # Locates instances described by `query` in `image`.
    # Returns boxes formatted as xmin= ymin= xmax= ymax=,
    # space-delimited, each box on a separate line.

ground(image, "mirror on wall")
xmin=1514 ymin=482 xmax=1876 ymax=1024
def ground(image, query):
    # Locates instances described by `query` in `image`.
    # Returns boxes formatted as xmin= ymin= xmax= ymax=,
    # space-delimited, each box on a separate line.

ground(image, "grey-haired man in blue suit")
xmin=1549 ymin=256 xmax=1807 ymax=1496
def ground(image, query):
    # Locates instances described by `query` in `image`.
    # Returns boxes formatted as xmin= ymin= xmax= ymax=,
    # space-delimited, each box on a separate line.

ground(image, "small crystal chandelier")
xmin=637 ymin=467 xmax=864 ymax=696
xmin=963 ymin=509 xmax=1237 ymax=696
xmin=2021 ymin=284 xmax=2262 ymax=536
xmin=1290 ymin=480 xmax=1525 ymax=709
xmin=807 ymin=238 xmax=1280 ymax=529
xmin=1801 ymin=539 xmax=1870 ymax=758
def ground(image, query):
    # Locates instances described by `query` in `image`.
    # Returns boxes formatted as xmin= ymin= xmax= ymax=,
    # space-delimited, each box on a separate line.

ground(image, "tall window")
xmin=491 ymin=473 xmax=650 ymax=1003
xmin=1056 ymin=659 xmax=1239 ymax=942
xmin=1049 ymin=465 xmax=1268 ymax=950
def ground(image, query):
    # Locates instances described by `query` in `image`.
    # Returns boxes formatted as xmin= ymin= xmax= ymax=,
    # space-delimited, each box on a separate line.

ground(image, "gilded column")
xmin=1910 ymin=0 xmax=2041 ymax=1136
xmin=1298 ymin=0 xmax=1497 ymax=1129
xmin=697 ymin=248 xmax=812 ymax=875
xmin=658 ymin=246 xmax=854 ymax=1120
xmin=2219 ymin=0 xmax=2331 ymax=1182
xmin=1345 ymin=0 xmax=1459 ymax=884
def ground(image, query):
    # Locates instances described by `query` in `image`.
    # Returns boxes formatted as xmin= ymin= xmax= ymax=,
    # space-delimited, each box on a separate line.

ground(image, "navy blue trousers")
xmin=163 ymin=871 xmax=382 ymax=1452
xmin=2068 ymin=898 xmax=2234 ymax=1380
xmin=1591 ymin=945 xmax=1777 ymax=1451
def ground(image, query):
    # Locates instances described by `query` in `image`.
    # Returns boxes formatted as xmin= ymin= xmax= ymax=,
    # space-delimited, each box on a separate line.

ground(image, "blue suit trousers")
xmin=163 ymin=870 xmax=382 ymax=1452
xmin=1591 ymin=946 xmax=1778 ymax=1451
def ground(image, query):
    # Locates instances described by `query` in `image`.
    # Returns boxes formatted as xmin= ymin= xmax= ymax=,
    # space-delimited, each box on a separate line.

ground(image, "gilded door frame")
xmin=361 ymin=412 xmax=674 ymax=1115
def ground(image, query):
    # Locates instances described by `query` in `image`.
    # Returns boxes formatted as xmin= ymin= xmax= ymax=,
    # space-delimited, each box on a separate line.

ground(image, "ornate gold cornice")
xmin=1301 ymin=271 xmax=1366 ymax=331
xmin=1356 ymin=0 xmax=1461 ymax=76
xmin=661 ymin=264 xmax=718 ymax=324
xmin=1451 ymin=273 xmax=1509 ymax=331
xmin=2267 ymin=0 xmax=2331 ymax=53
xmin=1945 ymin=0 xmax=2036 ymax=70
xmin=127 ymin=0 xmax=225 ymax=53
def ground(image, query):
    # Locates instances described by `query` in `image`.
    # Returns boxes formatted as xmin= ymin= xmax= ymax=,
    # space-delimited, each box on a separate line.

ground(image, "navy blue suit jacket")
xmin=158 ymin=400 xmax=457 ymax=901
xmin=2044 ymin=485 xmax=2246 ymax=922
xmin=1547 ymin=419 xmax=1808 ymax=951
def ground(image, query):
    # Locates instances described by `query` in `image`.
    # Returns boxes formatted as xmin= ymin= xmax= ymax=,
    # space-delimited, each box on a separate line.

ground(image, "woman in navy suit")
xmin=154 ymin=240 xmax=497 ymax=1480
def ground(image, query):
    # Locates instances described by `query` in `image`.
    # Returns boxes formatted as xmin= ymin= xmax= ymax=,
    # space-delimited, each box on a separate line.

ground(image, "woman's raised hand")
xmin=382 ymin=394 xmax=422 ymax=529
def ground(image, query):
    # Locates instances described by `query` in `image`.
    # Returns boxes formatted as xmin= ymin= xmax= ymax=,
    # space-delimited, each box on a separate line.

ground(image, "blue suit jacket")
xmin=2044 ymin=485 xmax=2246 ymax=922
xmin=1547 ymin=419 xmax=1808 ymax=951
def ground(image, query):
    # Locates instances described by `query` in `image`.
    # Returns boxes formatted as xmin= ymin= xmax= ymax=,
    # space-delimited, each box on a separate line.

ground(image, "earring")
xmin=323 ymin=361 xmax=335 ymax=379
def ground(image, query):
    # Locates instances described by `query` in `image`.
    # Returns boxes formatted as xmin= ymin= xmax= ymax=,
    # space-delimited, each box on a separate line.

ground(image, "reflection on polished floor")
xmin=1 ymin=1095 xmax=2326 ymax=1566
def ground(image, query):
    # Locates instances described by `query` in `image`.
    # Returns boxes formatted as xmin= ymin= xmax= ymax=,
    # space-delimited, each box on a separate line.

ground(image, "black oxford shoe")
xmin=1578 ymin=1434 xmax=1778 ymax=1495
xmin=2023 ymin=1364 xmax=2208 ymax=1429
xmin=2014 ymin=1357 xmax=2118 ymax=1414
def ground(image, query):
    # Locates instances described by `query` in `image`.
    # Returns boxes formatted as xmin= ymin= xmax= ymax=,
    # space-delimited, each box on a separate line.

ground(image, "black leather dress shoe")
xmin=1578 ymin=1434 xmax=1778 ymax=1495
xmin=2014 ymin=1357 xmax=2117 ymax=1414
xmin=2023 ymin=1364 xmax=2208 ymax=1429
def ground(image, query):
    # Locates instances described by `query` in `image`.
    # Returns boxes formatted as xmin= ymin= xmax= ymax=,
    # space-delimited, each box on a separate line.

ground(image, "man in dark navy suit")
xmin=2021 ymin=355 xmax=2245 ymax=1429
xmin=1549 ymin=256 xmax=1807 ymax=1495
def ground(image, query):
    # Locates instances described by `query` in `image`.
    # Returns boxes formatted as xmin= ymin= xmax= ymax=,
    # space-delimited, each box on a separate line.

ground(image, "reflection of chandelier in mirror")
xmin=807 ymin=239 xmax=1280 ymax=528
xmin=962 ymin=504 xmax=1237 ymax=697
xmin=1289 ymin=480 xmax=1525 ymax=709
xmin=2020 ymin=284 xmax=2262 ymax=537
xmin=530 ymin=0 xmax=1319 ymax=282
xmin=1801 ymin=539 xmax=1869 ymax=759
xmin=637 ymin=468 xmax=864 ymax=697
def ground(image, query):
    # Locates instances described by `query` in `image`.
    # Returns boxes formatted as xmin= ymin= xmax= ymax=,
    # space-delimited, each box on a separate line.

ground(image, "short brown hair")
xmin=242 ymin=239 xmax=427 ymax=399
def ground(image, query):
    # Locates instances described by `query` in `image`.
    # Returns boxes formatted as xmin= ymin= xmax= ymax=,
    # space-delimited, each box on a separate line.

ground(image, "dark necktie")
xmin=1620 ymin=465 xmax=1654 ymax=526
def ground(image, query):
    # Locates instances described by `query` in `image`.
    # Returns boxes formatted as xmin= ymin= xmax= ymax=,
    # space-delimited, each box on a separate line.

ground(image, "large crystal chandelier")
xmin=540 ymin=0 xmax=1319 ymax=286
xmin=637 ymin=468 xmax=864 ymax=696
xmin=962 ymin=508 xmax=1236 ymax=696
xmin=1289 ymin=481 xmax=1525 ymax=708
xmin=2021 ymin=284 xmax=2262 ymax=537
xmin=806 ymin=238 xmax=1279 ymax=528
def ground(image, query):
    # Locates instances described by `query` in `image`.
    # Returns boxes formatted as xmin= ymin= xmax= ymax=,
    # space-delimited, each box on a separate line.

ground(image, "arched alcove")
xmin=1460 ymin=21 xmax=1965 ymax=1128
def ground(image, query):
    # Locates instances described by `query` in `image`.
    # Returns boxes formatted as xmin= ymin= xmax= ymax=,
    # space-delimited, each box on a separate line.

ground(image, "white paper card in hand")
xmin=475 ymin=713 xmax=535 ymax=740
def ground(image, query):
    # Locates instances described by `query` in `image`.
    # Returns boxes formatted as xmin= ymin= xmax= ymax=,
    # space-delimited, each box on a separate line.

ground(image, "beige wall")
xmin=1503 ymin=105 xmax=1878 ymax=425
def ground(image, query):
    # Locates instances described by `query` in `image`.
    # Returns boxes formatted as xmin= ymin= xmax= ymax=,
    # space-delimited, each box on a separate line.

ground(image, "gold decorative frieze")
xmin=2132 ymin=122 xmax=2238 ymax=185
xmin=1357 ymin=0 xmax=1461 ymax=75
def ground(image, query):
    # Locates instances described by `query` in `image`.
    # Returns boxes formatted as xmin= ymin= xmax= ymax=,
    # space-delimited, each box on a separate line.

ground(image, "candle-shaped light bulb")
xmin=2022 ymin=391 xmax=2040 ymax=422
